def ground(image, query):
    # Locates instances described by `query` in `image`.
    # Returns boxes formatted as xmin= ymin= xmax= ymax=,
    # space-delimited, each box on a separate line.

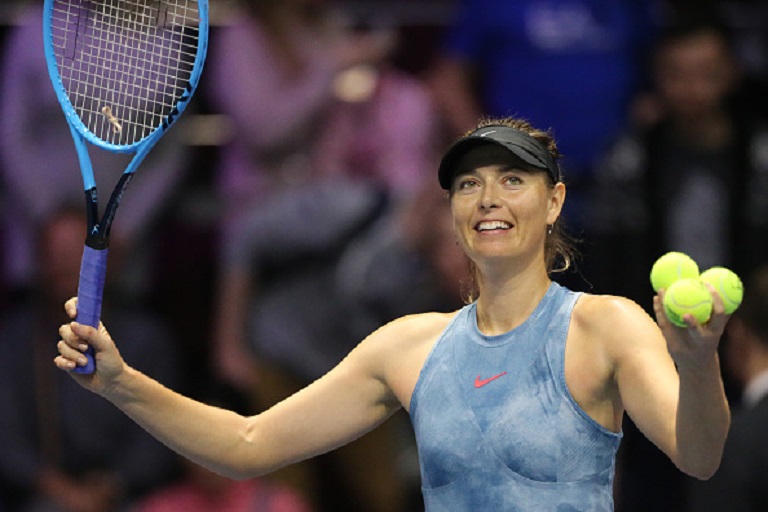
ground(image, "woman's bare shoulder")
xmin=574 ymin=293 xmax=652 ymax=326
xmin=366 ymin=311 xmax=457 ymax=345
xmin=385 ymin=310 xmax=459 ymax=334
xmin=572 ymin=292 xmax=663 ymax=353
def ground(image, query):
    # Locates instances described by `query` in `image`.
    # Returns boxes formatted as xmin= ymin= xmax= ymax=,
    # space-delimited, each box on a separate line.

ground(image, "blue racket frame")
xmin=42 ymin=0 xmax=209 ymax=373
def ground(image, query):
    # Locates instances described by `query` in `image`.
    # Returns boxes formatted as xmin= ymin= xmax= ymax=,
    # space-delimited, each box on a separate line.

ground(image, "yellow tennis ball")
xmin=700 ymin=266 xmax=744 ymax=314
xmin=650 ymin=251 xmax=700 ymax=292
xmin=663 ymin=278 xmax=713 ymax=327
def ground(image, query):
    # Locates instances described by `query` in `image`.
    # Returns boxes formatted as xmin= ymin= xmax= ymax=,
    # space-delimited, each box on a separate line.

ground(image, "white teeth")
xmin=477 ymin=221 xmax=511 ymax=231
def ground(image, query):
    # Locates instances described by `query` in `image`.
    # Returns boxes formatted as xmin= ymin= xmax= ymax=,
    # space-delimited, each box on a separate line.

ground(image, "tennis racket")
xmin=43 ymin=0 xmax=209 ymax=374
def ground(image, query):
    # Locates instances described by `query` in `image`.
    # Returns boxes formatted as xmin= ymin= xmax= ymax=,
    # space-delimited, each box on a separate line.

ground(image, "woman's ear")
xmin=546 ymin=181 xmax=566 ymax=225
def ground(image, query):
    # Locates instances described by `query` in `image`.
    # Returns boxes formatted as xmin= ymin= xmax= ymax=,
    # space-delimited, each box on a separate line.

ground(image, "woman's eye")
xmin=503 ymin=175 xmax=522 ymax=185
xmin=458 ymin=179 xmax=479 ymax=190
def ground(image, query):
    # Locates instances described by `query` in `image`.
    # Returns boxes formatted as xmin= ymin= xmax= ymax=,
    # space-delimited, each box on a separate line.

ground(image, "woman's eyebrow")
xmin=498 ymin=164 xmax=533 ymax=174
xmin=454 ymin=162 xmax=532 ymax=178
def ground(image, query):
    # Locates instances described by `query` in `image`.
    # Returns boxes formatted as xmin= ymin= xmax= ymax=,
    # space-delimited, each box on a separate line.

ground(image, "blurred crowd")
xmin=0 ymin=0 xmax=767 ymax=511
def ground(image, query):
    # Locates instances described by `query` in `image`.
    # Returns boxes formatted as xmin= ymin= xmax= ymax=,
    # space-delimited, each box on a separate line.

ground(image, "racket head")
xmin=42 ymin=0 xmax=209 ymax=155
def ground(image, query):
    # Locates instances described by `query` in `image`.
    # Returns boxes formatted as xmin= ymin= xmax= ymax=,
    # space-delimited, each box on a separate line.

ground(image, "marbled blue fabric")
xmin=410 ymin=282 xmax=622 ymax=511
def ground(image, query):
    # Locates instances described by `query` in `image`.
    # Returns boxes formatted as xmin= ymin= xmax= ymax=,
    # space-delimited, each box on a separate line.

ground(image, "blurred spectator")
xmin=216 ymin=178 xmax=388 ymax=388
xmin=426 ymin=0 xmax=660 ymax=230
xmin=630 ymin=1 xmax=768 ymax=129
xmin=589 ymin=5 xmax=768 ymax=310
xmin=206 ymin=1 xmax=439 ymax=510
xmin=0 ymin=205 xmax=182 ymax=512
xmin=206 ymin=0 xmax=431 ymax=418
xmin=669 ymin=0 xmax=768 ymax=83
xmin=0 ymin=2 xmax=191 ymax=301
xmin=134 ymin=381 xmax=311 ymax=512
xmin=588 ymin=6 xmax=768 ymax=512
xmin=686 ymin=264 xmax=768 ymax=511
xmin=205 ymin=0 xmax=397 ymax=227
xmin=337 ymin=180 xmax=470 ymax=341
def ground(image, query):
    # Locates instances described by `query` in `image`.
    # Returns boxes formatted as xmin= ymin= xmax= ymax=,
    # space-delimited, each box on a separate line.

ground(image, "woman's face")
xmin=449 ymin=147 xmax=563 ymax=268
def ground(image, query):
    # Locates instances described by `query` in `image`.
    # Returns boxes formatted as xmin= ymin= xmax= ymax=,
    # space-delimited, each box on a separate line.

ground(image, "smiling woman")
xmin=449 ymin=155 xmax=563 ymax=297
xmin=440 ymin=118 xmax=579 ymax=298
xmin=55 ymin=115 xmax=731 ymax=512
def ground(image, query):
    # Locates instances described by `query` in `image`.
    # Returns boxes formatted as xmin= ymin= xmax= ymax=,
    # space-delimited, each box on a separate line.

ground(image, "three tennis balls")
xmin=650 ymin=252 xmax=744 ymax=327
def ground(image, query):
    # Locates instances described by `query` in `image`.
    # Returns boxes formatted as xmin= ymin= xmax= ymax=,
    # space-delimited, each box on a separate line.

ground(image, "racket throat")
xmin=82 ymin=170 xmax=134 ymax=250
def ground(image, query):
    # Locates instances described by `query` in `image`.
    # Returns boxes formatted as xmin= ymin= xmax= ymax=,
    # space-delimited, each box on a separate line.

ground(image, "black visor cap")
xmin=438 ymin=125 xmax=561 ymax=190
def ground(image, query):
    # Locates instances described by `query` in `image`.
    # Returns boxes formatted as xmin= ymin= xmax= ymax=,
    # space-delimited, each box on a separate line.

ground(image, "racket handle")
xmin=73 ymin=246 xmax=109 ymax=375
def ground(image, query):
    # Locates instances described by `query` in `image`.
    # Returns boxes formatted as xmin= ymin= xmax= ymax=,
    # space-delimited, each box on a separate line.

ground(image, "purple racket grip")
xmin=73 ymin=245 xmax=108 ymax=374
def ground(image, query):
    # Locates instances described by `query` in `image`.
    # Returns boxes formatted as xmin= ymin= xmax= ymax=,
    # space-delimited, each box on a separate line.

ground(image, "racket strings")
xmin=50 ymin=0 xmax=201 ymax=147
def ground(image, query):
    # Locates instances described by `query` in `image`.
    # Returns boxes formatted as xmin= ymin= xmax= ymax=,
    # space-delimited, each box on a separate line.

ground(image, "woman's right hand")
xmin=54 ymin=297 xmax=126 ymax=395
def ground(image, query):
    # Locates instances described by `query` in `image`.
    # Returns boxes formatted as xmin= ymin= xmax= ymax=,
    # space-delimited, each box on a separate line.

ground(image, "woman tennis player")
xmin=56 ymin=117 xmax=731 ymax=510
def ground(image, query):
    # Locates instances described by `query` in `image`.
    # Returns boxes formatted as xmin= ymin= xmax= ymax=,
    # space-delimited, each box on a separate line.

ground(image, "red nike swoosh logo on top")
xmin=474 ymin=372 xmax=508 ymax=388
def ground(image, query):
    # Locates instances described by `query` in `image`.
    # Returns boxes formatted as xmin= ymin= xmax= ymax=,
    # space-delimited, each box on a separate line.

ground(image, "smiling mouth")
xmin=475 ymin=220 xmax=512 ymax=232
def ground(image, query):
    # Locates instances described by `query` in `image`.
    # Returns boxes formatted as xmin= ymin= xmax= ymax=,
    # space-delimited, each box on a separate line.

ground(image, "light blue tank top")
xmin=409 ymin=282 xmax=622 ymax=511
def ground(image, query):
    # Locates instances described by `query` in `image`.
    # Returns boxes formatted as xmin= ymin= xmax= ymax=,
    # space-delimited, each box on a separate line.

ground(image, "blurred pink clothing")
xmin=136 ymin=478 xmax=311 ymax=512
xmin=206 ymin=12 xmax=340 ymax=221
xmin=314 ymin=67 xmax=437 ymax=198
xmin=206 ymin=11 xmax=437 ymax=228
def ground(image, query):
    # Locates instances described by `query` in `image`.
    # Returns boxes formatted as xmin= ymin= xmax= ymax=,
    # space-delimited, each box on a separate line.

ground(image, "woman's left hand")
xmin=653 ymin=284 xmax=729 ymax=369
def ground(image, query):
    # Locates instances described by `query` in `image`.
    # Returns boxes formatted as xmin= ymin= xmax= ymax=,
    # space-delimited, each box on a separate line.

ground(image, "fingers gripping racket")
xmin=43 ymin=0 xmax=209 ymax=373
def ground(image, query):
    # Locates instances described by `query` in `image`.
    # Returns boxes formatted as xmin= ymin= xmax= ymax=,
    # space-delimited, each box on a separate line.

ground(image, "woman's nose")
xmin=479 ymin=184 xmax=500 ymax=210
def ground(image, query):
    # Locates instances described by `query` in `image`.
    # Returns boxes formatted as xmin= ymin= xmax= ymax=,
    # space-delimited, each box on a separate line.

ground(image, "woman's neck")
xmin=474 ymin=266 xmax=552 ymax=335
